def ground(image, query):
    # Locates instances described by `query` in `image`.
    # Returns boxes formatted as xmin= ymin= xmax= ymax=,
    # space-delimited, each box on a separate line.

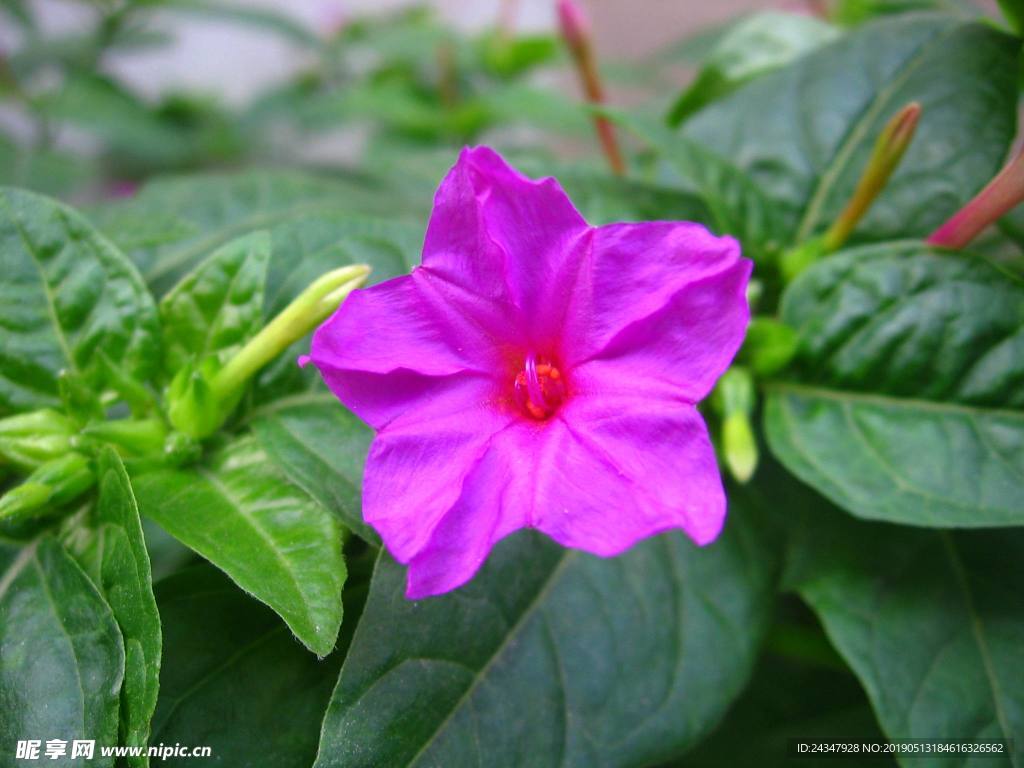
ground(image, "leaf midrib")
xmin=404 ymin=550 xmax=574 ymax=767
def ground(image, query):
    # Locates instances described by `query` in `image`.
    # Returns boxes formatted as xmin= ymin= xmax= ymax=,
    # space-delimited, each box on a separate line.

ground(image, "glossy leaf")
xmin=251 ymin=393 xmax=375 ymax=542
xmin=151 ymin=566 xmax=343 ymax=767
xmin=159 ymin=230 xmax=270 ymax=376
xmin=765 ymin=243 xmax=1024 ymax=527
xmin=61 ymin=449 xmax=161 ymax=768
xmin=0 ymin=187 xmax=159 ymax=414
xmin=0 ymin=537 xmax=124 ymax=767
xmin=131 ymin=436 xmax=346 ymax=656
xmin=609 ymin=112 xmax=785 ymax=261
xmin=668 ymin=12 xmax=839 ymax=125
xmin=314 ymin=512 xmax=778 ymax=768
xmin=685 ymin=15 xmax=1019 ymax=245
xmin=789 ymin=508 xmax=1024 ymax=767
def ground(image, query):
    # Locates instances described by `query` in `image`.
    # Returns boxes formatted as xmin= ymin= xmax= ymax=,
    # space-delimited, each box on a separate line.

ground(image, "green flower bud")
xmin=0 ymin=409 xmax=75 ymax=470
xmin=0 ymin=453 xmax=93 ymax=523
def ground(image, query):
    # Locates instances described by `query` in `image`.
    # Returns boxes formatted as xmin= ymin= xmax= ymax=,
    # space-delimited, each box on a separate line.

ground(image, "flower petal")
xmin=362 ymin=400 xmax=516 ymax=565
xmin=535 ymin=394 xmax=726 ymax=552
xmin=422 ymin=146 xmax=590 ymax=344
xmin=403 ymin=393 xmax=725 ymax=597
xmin=565 ymin=222 xmax=751 ymax=402
xmin=405 ymin=444 xmax=528 ymax=599
xmin=309 ymin=269 xmax=516 ymax=429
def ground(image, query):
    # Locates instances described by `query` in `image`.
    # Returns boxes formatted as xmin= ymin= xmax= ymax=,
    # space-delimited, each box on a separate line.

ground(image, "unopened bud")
xmin=556 ymin=0 xmax=590 ymax=55
xmin=167 ymin=264 xmax=371 ymax=439
xmin=822 ymin=102 xmax=921 ymax=253
xmin=928 ymin=144 xmax=1024 ymax=250
xmin=713 ymin=368 xmax=759 ymax=484
xmin=0 ymin=453 xmax=93 ymax=523
xmin=0 ymin=409 xmax=75 ymax=470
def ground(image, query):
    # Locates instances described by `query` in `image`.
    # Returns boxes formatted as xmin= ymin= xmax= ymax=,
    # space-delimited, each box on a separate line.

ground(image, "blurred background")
xmin=0 ymin=0 xmax=998 ymax=202
xmin=0 ymin=0 xmax=818 ymax=201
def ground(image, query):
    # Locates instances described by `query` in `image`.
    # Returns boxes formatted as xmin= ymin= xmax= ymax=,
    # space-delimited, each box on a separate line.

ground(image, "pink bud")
xmin=928 ymin=145 xmax=1024 ymax=250
xmin=557 ymin=0 xmax=590 ymax=53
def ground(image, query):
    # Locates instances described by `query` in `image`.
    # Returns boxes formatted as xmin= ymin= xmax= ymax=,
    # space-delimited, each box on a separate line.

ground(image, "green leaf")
xmin=150 ymin=566 xmax=343 ymax=767
xmin=530 ymin=163 xmax=714 ymax=225
xmin=764 ymin=242 xmax=1024 ymax=527
xmin=315 ymin=514 xmax=778 ymax=767
xmin=790 ymin=510 xmax=1024 ymax=767
xmin=608 ymin=112 xmax=786 ymax=262
xmin=0 ymin=187 xmax=159 ymax=414
xmin=61 ymin=449 xmax=161 ymax=768
xmin=0 ymin=537 xmax=124 ymax=767
xmin=685 ymin=15 xmax=1020 ymax=245
xmin=92 ymin=170 xmax=422 ymax=297
xmin=998 ymin=0 xmax=1024 ymax=34
xmin=131 ymin=436 xmax=346 ymax=656
xmin=159 ymin=230 xmax=270 ymax=376
xmin=251 ymin=393 xmax=375 ymax=542
xmin=668 ymin=12 xmax=839 ymax=126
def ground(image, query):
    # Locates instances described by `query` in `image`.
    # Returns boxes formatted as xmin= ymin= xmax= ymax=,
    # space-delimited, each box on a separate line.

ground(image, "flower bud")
xmin=80 ymin=418 xmax=168 ymax=458
xmin=0 ymin=453 xmax=93 ymax=523
xmin=556 ymin=0 xmax=590 ymax=56
xmin=0 ymin=409 xmax=75 ymax=470
xmin=167 ymin=265 xmax=370 ymax=439
xmin=821 ymin=102 xmax=920 ymax=253
xmin=713 ymin=367 xmax=759 ymax=484
xmin=928 ymin=145 xmax=1024 ymax=250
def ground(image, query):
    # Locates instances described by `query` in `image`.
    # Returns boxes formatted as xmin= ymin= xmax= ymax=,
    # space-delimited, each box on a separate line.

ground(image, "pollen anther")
xmin=514 ymin=353 xmax=565 ymax=420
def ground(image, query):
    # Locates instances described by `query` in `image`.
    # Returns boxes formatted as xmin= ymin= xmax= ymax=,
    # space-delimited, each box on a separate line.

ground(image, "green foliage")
xmin=765 ymin=242 xmax=1024 ymax=527
xmin=61 ymin=449 xmax=161 ymax=767
xmin=1 ymin=3 xmax=1023 ymax=765
xmin=132 ymin=437 xmax=346 ymax=657
xmin=0 ymin=538 xmax=124 ymax=767
xmin=668 ymin=12 xmax=839 ymax=125
xmin=0 ymin=187 xmax=159 ymax=414
xmin=684 ymin=15 xmax=1019 ymax=246
xmin=151 ymin=566 xmax=343 ymax=767
xmin=315 ymin=511 xmax=777 ymax=768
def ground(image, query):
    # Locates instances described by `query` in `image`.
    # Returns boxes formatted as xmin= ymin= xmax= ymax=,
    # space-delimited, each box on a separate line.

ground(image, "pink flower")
xmin=305 ymin=147 xmax=752 ymax=599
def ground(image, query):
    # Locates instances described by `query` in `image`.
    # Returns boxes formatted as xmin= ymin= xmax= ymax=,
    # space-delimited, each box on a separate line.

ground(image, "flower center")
xmin=514 ymin=353 xmax=565 ymax=420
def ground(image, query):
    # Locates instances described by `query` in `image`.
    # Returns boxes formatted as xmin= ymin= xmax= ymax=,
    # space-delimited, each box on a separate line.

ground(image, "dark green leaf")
xmin=998 ymin=0 xmax=1024 ymax=34
xmin=132 ymin=436 xmax=346 ymax=656
xmin=251 ymin=393 xmax=375 ymax=542
xmin=765 ymin=242 xmax=1024 ymax=527
xmin=685 ymin=15 xmax=1019 ymax=245
xmin=61 ymin=449 xmax=161 ymax=768
xmin=0 ymin=187 xmax=159 ymax=414
xmin=609 ymin=112 xmax=786 ymax=261
xmin=159 ymin=230 xmax=270 ymax=376
xmin=315 ymin=512 xmax=777 ymax=768
xmin=668 ymin=12 xmax=838 ymax=126
xmin=150 ymin=565 xmax=342 ymax=767
xmin=0 ymin=537 xmax=124 ymax=767
xmin=790 ymin=511 xmax=1024 ymax=767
